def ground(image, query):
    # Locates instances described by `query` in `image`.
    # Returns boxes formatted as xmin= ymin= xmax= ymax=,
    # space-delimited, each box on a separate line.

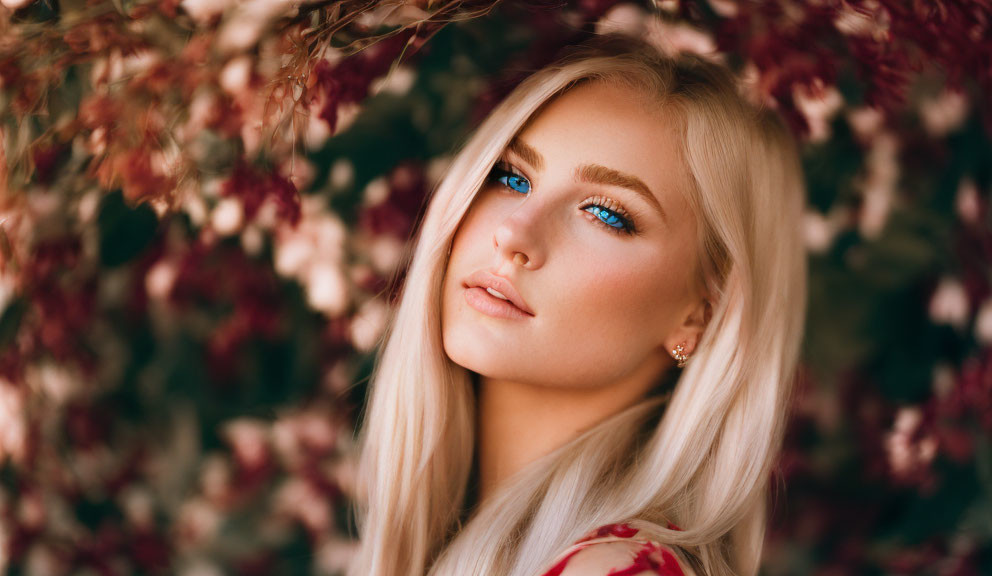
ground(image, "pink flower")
xmin=919 ymin=89 xmax=969 ymax=136
xmin=275 ymin=477 xmax=331 ymax=536
xmin=180 ymin=0 xmax=237 ymax=27
xmin=0 ymin=380 xmax=26 ymax=465
xmin=928 ymin=277 xmax=970 ymax=330
xmin=0 ymin=0 xmax=34 ymax=9
xmin=220 ymin=160 xmax=301 ymax=228
xmin=223 ymin=418 xmax=270 ymax=472
xmin=884 ymin=407 xmax=937 ymax=481
xmin=645 ymin=17 xmax=718 ymax=58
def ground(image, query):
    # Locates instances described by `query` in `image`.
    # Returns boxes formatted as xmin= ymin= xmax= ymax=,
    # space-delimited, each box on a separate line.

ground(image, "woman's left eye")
xmin=582 ymin=205 xmax=635 ymax=235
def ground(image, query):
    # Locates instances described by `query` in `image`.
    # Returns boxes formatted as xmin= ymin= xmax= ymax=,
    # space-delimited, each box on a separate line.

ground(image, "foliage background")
xmin=1 ymin=0 xmax=991 ymax=574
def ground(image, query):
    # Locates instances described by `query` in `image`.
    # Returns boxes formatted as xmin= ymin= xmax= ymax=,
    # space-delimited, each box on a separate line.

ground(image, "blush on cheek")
xmin=580 ymin=259 xmax=683 ymax=337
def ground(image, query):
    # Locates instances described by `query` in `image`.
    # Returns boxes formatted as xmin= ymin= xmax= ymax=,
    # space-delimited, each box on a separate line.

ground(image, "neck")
xmin=474 ymin=356 xmax=668 ymax=508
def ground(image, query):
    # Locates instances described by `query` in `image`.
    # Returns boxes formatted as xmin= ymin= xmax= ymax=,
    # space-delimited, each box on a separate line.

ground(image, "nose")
xmin=492 ymin=200 xmax=546 ymax=270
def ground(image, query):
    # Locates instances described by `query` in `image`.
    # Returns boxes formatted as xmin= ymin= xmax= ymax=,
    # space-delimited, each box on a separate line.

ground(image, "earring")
xmin=671 ymin=343 xmax=689 ymax=368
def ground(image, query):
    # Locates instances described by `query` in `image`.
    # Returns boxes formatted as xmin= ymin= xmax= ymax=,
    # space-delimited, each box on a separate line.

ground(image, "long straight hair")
xmin=346 ymin=32 xmax=808 ymax=576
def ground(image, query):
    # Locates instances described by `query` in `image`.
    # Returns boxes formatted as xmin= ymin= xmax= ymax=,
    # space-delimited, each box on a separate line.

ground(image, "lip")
xmin=462 ymin=270 xmax=535 ymax=317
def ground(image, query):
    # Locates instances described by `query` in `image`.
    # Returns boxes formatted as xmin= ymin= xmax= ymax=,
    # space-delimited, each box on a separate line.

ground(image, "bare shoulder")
xmin=556 ymin=539 xmax=694 ymax=576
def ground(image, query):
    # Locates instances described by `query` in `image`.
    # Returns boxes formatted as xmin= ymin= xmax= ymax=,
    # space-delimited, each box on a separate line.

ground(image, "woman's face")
xmin=441 ymin=81 xmax=708 ymax=390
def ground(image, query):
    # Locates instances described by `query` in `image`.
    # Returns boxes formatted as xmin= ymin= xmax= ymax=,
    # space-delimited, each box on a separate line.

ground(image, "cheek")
xmin=567 ymin=249 xmax=683 ymax=330
xmin=527 ymin=260 xmax=677 ymax=386
xmin=449 ymin=197 xmax=494 ymax=256
xmin=440 ymin=206 xmax=490 ymax=355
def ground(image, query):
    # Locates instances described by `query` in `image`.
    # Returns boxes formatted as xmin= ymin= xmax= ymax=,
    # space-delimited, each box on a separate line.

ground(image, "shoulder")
xmin=538 ymin=522 xmax=694 ymax=576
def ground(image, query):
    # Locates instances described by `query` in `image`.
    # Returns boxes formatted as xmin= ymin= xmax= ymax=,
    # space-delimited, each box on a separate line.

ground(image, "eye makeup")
xmin=485 ymin=159 xmax=640 ymax=236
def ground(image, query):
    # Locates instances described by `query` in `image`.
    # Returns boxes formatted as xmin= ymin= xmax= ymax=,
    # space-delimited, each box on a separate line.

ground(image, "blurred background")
xmin=1 ymin=0 xmax=990 ymax=574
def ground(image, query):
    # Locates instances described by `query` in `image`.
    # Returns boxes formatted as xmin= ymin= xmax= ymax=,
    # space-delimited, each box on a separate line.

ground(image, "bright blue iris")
xmin=497 ymin=172 xmax=530 ymax=194
xmin=585 ymin=206 xmax=625 ymax=229
xmin=488 ymin=164 xmax=631 ymax=233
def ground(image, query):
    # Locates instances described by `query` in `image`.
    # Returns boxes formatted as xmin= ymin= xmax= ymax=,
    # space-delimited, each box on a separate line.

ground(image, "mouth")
xmin=462 ymin=285 xmax=534 ymax=319
xmin=462 ymin=270 xmax=535 ymax=318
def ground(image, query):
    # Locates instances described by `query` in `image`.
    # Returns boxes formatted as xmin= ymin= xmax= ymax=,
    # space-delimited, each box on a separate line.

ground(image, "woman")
xmin=347 ymin=32 xmax=807 ymax=576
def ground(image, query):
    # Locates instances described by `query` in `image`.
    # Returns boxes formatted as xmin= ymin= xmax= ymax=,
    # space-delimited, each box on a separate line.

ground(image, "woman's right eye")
xmin=487 ymin=161 xmax=531 ymax=195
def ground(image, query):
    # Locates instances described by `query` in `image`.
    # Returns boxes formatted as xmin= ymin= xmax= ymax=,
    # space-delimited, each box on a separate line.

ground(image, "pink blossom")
xmin=279 ymin=155 xmax=315 ymax=192
xmin=274 ymin=477 xmax=330 ymax=535
xmin=305 ymin=262 xmax=349 ymax=317
xmin=17 ymin=489 xmax=44 ymax=530
xmin=929 ymin=277 xmax=970 ymax=329
xmin=180 ymin=0 xmax=238 ymax=27
xmin=314 ymin=536 xmax=360 ymax=575
xmin=859 ymin=133 xmax=898 ymax=239
xmin=180 ymin=560 xmax=225 ymax=576
xmin=272 ymin=408 xmax=338 ymax=470
xmin=846 ymin=106 xmax=886 ymax=142
xmin=222 ymin=418 xmax=270 ymax=471
xmin=89 ymin=50 xmax=125 ymax=89
xmin=328 ymin=159 xmax=355 ymax=191
xmin=210 ymin=197 xmax=244 ymax=236
xmin=216 ymin=0 xmax=298 ymax=54
xmin=595 ymin=4 xmax=649 ymax=37
xmin=24 ymin=543 xmax=67 ymax=576
xmin=919 ymin=89 xmax=969 ymax=136
xmin=219 ymin=56 xmax=253 ymax=96
xmin=0 ymin=0 xmax=33 ymax=9
xmin=366 ymin=235 xmax=404 ymax=276
xmin=955 ymin=178 xmax=983 ymax=225
xmin=802 ymin=210 xmax=837 ymax=254
xmin=145 ymin=258 xmax=179 ymax=302
xmin=355 ymin=2 xmax=429 ymax=29
xmin=0 ymin=381 xmax=26 ymax=465
xmin=175 ymin=497 xmax=221 ymax=549
xmin=199 ymin=455 xmax=233 ymax=504
xmin=24 ymin=361 xmax=80 ymax=405
xmin=645 ymin=17 xmax=718 ymax=58
xmin=974 ymin=299 xmax=992 ymax=345
xmin=240 ymin=224 xmax=265 ymax=256
xmin=350 ymin=298 xmax=388 ymax=352
xmin=272 ymin=197 xmax=348 ymax=313
xmin=220 ymin=160 xmax=301 ymax=228
xmin=833 ymin=1 xmax=891 ymax=39
xmin=119 ymin=487 xmax=155 ymax=530
xmin=792 ymin=82 xmax=844 ymax=143
xmin=369 ymin=65 xmax=416 ymax=97
xmin=885 ymin=406 xmax=938 ymax=483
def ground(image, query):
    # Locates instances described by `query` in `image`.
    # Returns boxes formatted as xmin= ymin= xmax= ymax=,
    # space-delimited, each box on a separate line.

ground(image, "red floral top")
xmin=537 ymin=520 xmax=688 ymax=576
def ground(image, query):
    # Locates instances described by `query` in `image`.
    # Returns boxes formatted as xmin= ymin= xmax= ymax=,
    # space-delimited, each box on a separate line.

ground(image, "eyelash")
xmin=486 ymin=160 xmax=639 ymax=236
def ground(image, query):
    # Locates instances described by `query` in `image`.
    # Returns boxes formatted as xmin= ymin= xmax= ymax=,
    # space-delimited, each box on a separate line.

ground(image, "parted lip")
xmin=463 ymin=270 xmax=535 ymax=316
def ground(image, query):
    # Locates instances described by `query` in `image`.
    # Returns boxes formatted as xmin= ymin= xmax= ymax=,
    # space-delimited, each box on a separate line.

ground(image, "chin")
xmin=442 ymin=329 xmax=483 ymax=372
xmin=443 ymin=329 xmax=514 ymax=378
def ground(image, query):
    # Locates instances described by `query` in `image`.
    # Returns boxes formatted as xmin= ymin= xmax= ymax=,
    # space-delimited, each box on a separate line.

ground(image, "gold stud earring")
xmin=671 ymin=343 xmax=688 ymax=368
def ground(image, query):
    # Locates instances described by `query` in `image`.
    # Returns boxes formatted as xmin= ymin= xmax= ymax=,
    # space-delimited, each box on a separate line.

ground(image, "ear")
xmin=662 ymin=292 xmax=713 ymax=360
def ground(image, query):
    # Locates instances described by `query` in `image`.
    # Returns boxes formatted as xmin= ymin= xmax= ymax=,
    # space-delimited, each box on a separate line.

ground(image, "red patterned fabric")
xmin=538 ymin=522 xmax=686 ymax=576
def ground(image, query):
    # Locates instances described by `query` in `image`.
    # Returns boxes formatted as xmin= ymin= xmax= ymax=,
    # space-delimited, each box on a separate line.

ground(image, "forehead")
xmin=515 ymin=81 xmax=692 ymax=224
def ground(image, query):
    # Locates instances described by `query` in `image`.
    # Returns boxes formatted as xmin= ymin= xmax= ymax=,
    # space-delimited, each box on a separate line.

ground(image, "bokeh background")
xmin=2 ymin=0 xmax=991 ymax=574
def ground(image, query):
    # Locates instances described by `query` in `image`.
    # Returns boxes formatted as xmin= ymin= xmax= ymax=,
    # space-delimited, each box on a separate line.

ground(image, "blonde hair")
xmin=347 ymin=33 xmax=807 ymax=576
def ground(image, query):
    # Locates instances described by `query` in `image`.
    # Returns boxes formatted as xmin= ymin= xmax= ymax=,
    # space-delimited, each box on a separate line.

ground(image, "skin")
xmin=440 ymin=80 xmax=713 ymax=507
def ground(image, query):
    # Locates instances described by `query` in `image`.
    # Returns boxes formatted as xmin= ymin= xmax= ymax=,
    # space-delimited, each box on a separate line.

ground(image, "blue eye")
xmin=488 ymin=163 xmax=531 ymax=194
xmin=583 ymin=205 xmax=634 ymax=235
xmin=486 ymin=160 xmax=638 ymax=236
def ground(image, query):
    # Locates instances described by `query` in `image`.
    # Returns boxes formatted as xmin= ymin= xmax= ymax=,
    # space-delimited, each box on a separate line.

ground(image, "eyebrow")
xmin=505 ymin=137 xmax=669 ymax=224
